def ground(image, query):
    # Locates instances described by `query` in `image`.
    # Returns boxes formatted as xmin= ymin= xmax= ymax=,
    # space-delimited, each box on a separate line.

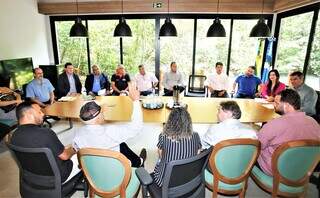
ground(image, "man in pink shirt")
xmin=257 ymin=89 xmax=320 ymax=176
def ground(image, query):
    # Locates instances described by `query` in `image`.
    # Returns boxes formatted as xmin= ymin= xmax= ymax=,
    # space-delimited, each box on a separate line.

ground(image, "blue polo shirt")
xmin=26 ymin=78 xmax=55 ymax=102
xmin=235 ymin=75 xmax=261 ymax=97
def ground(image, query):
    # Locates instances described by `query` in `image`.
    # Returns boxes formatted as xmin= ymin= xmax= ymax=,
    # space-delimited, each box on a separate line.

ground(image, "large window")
xmin=195 ymin=19 xmax=230 ymax=76
xmin=306 ymin=12 xmax=320 ymax=90
xmin=159 ymin=19 xmax=194 ymax=86
xmin=275 ymin=12 xmax=314 ymax=84
xmin=55 ymin=21 xmax=88 ymax=82
xmin=123 ymin=19 xmax=156 ymax=76
xmin=88 ymin=20 xmax=120 ymax=76
xmin=229 ymin=20 xmax=264 ymax=81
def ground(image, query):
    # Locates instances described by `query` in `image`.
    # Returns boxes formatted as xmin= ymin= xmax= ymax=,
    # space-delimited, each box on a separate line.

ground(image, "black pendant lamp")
xmin=249 ymin=0 xmax=271 ymax=38
xmin=159 ymin=0 xmax=177 ymax=37
xmin=114 ymin=0 xmax=132 ymax=37
xmin=70 ymin=0 xmax=88 ymax=37
xmin=207 ymin=0 xmax=226 ymax=37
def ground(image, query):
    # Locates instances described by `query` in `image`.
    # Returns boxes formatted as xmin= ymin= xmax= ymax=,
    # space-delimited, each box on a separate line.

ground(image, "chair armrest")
xmin=135 ymin=167 xmax=153 ymax=186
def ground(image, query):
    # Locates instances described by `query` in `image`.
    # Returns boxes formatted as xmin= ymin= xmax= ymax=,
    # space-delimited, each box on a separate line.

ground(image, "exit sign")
xmin=153 ymin=2 xmax=162 ymax=8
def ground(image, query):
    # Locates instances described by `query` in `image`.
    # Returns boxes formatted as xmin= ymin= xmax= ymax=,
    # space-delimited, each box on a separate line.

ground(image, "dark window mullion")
xmin=85 ymin=20 xmax=91 ymax=74
xmin=226 ymin=19 xmax=233 ymax=76
xmin=192 ymin=18 xmax=197 ymax=76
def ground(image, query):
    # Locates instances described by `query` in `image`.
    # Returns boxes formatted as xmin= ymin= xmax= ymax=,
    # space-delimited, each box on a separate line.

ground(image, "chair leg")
xmin=141 ymin=185 xmax=149 ymax=198
xmin=240 ymin=181 xmax=248 ymax=198
xmin=84 ymin=179 xmax=89 ymax=198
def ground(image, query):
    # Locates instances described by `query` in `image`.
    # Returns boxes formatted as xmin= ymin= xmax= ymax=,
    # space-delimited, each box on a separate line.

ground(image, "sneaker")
xmin=139 ymin=148 xmax=147 ymax=167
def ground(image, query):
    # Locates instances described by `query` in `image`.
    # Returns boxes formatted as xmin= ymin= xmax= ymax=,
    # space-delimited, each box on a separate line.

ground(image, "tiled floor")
xmin=0 ymin=120 xmax=318 ymax=198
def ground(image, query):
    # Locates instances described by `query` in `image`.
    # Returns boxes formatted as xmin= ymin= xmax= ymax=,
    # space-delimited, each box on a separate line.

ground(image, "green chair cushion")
xmin=251 ymin=166 xmax=304 ymax=194
xmin=205 ymin=169 xmax=244 ymax=191
xmin=94 ymin=168 xmax=140 ymax=198
xmin=0 ymin=119 xmax=17 ymax=127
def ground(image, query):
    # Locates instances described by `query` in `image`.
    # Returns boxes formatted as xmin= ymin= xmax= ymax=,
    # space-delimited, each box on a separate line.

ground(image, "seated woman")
xmin=261 ymin=69 xmax=286 ymax=102
xmin=153 ymin=107 xmax=202 ymax=187
xmin=0 ymin=87 xmax=22 ymax=120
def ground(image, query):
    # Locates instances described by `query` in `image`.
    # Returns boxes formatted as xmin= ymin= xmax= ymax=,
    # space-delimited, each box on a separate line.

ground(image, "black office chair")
xmin=185 ymin=75 xmax=207 ymax=97
xmin=136 ymin=147 xmax=212 ymax=198
xmin=6 ymin=143 xmax=88 ymax=198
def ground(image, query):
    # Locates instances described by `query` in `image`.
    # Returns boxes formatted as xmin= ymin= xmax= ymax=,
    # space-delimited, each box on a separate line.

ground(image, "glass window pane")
xmin=123 ymin=19 xmax=156 ymax=76
xmin=195 ymin=19 xmax=230 ymax=75
xmin=159 ymin=19 xmax=194 ymax=90
xmin=88 ymin=20 xmax=120 ymax=77
xmin=55 ymin=21 xmax=88 ymax=83
xmin=275 ymin=12 xmax=313 ymax=85
xmin=229 ymin=19 xmax=265 ymax=82
xmin=306 ymin=12 xmax=320 ymax=91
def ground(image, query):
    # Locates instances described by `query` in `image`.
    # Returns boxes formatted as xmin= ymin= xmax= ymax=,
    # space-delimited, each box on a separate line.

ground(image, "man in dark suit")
xmin=57 ymin=63 xmax=82 ymax=98
xmin=84 ymin=64 xmax=110 ymax=96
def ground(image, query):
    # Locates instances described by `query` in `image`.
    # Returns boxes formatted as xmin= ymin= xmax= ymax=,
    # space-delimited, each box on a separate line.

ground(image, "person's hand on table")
xmin=266 ymin=96 xmax=274 ymax=102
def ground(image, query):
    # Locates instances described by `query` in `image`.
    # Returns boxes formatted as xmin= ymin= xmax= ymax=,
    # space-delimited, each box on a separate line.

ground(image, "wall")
xmin=0 ymin=0 xmax=54 ymax=66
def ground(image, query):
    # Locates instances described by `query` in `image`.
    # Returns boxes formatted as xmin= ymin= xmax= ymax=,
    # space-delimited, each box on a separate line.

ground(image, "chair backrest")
xmin=161 ymin=147 xmax=212 ymax=197
xmin=188 ymin=75 xmax=207 ymax=94
xmin=6 ymin=143 xmax=62 ymax=198
xmin=78 ymin=148 xmax=131 ymax=198
xmin=209 ymin=139 xmax=260 ymax=185
xmin=272 ymin=140 xmax=320 ymax=189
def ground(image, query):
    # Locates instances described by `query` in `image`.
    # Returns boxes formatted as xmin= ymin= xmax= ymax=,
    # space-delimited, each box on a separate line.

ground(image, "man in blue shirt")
xmin=232 ymin=66 xmax=262 ymax=98
xmin=85 ymin=64 xmax=110 ymax=96
xmin=26 ymin=68 xmax=55 ymax=107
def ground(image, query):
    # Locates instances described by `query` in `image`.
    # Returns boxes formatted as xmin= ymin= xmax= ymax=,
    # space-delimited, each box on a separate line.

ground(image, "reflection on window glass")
xmin=160 ymin=19 xmax=194 ymax=89
xmin=55 ymin=21 xmax=88 ymax=83
xmin=275 ymin=12 xmax=313 ymax=85
xmin=230 ymin=20 xmax=264 ymax=82
xmin=196 ymin=19 xmax=230 ymax=76
xmin=123 ymin=19 xmax=155 ymax=76
xmin=88 ymin=20 xmax=120 ymax=77
xmin=306 ymin=12 xmax=320 ymax=91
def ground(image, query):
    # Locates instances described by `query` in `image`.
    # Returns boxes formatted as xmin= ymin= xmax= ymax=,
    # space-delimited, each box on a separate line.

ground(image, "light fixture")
xmin=70 ymin=0 xmax=88 ymax=37
xmin=159 ymin=0 xmax=177 ymax=37
xmin=207 ymin=0 xmax=226 ymax=37
xmin=249 ymin=0 xmax=271 ymax=38
xmin=114 ymin=0 xmax=132 ymax=37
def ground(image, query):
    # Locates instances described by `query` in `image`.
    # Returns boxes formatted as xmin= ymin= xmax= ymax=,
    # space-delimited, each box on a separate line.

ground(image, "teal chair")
xmin=78 ymin=148 xmax=140 ymax=198
xmin=251 ymin=139 xmax=320 ymax=198
xmin=205 ymin=139 xmax=260 ymax=198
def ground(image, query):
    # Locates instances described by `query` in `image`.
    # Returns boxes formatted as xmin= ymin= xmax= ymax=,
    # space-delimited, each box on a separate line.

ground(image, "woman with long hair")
xmin=261 ymin=69 xmax=286 ymax=102
xmin=153 ymin=107 xmax=202 ymax=187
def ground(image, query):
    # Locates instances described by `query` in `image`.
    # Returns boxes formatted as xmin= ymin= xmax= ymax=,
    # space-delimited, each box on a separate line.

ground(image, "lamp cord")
xmin=217 ymin=0 xmax=219 ymax=14
xmin=76 ymin=0 xmax=78 ymax=16
xmin=262 ymin=0 xmax=264 ymax=14
xmin=122 ymin=0 xmax=124 ymax=15
xmin=167 ymin=0 xmax=170 ymax=17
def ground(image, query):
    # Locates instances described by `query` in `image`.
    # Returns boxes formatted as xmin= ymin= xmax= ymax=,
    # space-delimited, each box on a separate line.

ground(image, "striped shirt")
xmin=153 ymin=132 xmax=202 ymax=187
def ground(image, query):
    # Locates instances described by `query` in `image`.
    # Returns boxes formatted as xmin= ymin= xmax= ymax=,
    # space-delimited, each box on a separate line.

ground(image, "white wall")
xmin=0 ymin=0 xmax=54 ymax=66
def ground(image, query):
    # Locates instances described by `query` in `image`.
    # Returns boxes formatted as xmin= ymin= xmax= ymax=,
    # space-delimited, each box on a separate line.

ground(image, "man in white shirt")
xmin=201 ymin=101 xmax=257 ymax=148
xmin=206 ymin=62 xmax=229 ymax=98
xmin=73 ymin=84 xmax=146 ymax=167
xmin=135 ymin=64 xmax=158 ymax=96
xmin=162 ymin=62 xmax=184 ymax=96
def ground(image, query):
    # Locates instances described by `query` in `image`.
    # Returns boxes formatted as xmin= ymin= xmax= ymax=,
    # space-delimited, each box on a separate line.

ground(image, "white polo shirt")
xmin=135 ymin=72 xmax=158 ymax=92
xmin=206 ymin=72 xmax=229 ymax=91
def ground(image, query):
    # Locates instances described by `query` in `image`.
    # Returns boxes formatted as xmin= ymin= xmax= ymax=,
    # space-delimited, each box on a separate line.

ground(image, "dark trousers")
xmin=235 ymin=93 xmax=255 ymax=99
xmin=210 ymin=90 xmax=228 ymax=98
xmin=140 ymin=90 xmax=152 ymax=96
xmin=164 ymin=87 xmax=185 ymax=96
xmin=120 ymin=142 xmax=141 ymax=167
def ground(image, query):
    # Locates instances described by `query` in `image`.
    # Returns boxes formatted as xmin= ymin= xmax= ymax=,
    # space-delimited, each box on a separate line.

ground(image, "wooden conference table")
xmin=44 ymin=96 xmax=277 ymax=124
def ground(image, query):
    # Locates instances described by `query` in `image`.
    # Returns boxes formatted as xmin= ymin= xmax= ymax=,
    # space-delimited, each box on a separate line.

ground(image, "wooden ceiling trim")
xmin=273 ymin=0 xmax=319 ymax=12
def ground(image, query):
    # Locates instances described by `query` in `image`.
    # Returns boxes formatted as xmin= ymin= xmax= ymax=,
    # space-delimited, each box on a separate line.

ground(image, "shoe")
xmin=139 ymin=148 xmax=147 ymax=167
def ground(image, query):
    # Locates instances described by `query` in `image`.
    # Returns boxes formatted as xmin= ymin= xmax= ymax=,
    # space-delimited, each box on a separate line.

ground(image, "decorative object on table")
xmin=114 ymin=0 xmax=132 ymax=37
xmin=82 ymin=94 xmax=95 ymax=101
xmin=159 ymin=0 xmax=177 ymax=37
xmin=69 ymin=0 xmax=88 ymax=37
xmin=142 ymin=96 xmax=164 ymax=110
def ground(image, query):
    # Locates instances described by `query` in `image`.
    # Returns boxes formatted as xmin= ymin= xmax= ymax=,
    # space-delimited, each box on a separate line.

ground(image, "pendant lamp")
xmin=249 ymin=0 xmax=271 ymax=38
xmin=70 ymin=0 xmax=88 ymax=37
xmin=159 ymin=0 xmax=177 ymax=37
xmin=114 ymin=0 xmax=132 ymax=37
xmin=207 ymin=0 xmax=226 ymax=37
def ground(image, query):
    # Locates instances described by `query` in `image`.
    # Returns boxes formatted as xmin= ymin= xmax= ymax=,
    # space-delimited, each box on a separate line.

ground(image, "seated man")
xmin=57 ymin=63 xmax=82 ymax=98
xmin=232 ymin=66 xmax=262 ymax=99
xmin=135 ymin=64 xmax=158 ymax=96
xmin=201 ymin=101 xmax=257 ymax=148
xmin=289 ymin=71 xmax=318 ymax=116
xmin=11 ymin=101 xmax=81 ymax=183
xmin=206 ymin=62 xmax=229 ymax=98
xmin=111 ymin=64 xmax=131 ymax=96
xmin=73 ymin=84 xmax=146 ymax=167
xmin=257 ymin=89 xmax=320 ymax=176
xmin=85 ymin=64 xmax=110 ymax=96
xmin=26 ymin=68 xmax=55 ymax=107
xmin=162 ymin=62 xmax=184 ymax=96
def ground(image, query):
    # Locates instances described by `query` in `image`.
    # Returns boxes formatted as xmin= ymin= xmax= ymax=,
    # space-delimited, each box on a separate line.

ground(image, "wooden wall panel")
xmin=38 ymin=0 xmax=274 ymax=15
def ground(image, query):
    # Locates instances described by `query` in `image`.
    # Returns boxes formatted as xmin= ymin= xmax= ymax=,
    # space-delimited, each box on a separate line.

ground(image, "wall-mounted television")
xmin=0 ymin=57 xmax=34 ymax=90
